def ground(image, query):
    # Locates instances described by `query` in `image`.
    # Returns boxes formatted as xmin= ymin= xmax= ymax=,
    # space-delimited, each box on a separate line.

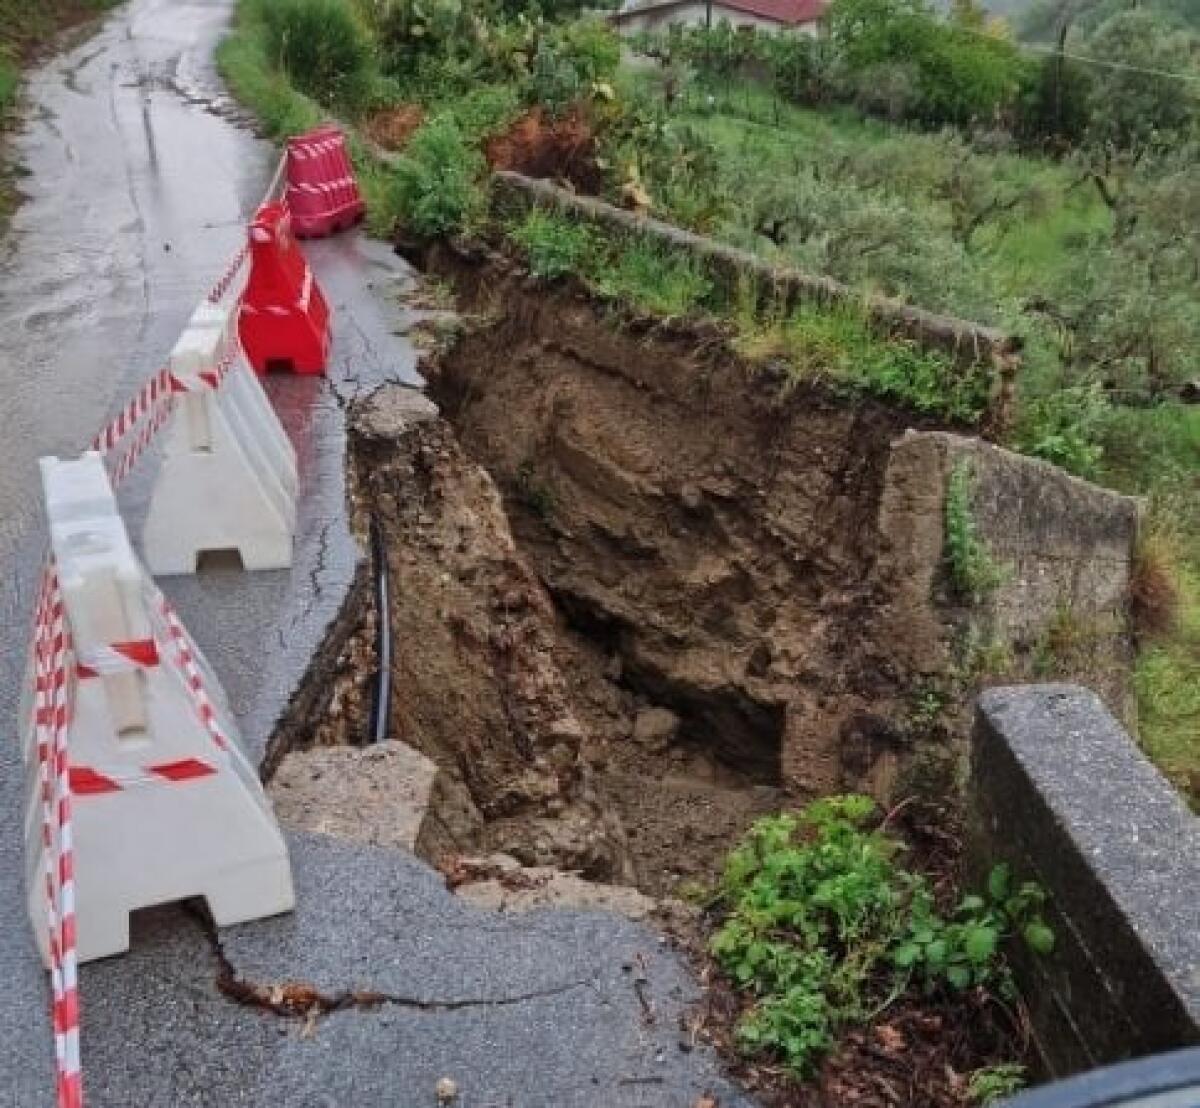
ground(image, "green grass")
xmin=587 ymin=236 xmax=712 ymax=317
xmin=1097 ymin=404 xmax=1200 ymax=803
xmin=216 ymin=19 xmax=323 ymax=142
xmin=734 ymin=301 xmax=988 ymax=422
xmin=667 ymin=76 xmax=1107 ymax=302
xmin=505 ymin=207 xmax=983 ymax=421
xmin=1135 ymin=562 xmax=1200 ymax=804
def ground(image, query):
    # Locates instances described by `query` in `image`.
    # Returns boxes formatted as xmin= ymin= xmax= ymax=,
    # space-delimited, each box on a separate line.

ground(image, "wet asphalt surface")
xmin=0 ymin=2 xmax=755 ymax=1105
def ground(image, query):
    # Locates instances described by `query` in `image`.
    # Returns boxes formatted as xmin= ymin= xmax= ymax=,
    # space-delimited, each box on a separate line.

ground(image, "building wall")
xmin=617 ymin=2 xmax=820 ymax=36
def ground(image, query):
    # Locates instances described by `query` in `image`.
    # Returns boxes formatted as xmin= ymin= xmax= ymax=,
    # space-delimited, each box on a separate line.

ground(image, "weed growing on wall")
xmin=944 ymin=461 xmax=1007 ymax=603
xmin=710 ymin=797 xmax=1053 ymax=1076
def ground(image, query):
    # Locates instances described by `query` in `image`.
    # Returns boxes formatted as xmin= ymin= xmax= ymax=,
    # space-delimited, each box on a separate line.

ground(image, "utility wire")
xmin=949 ymin=19 xmax=1200 ymax=83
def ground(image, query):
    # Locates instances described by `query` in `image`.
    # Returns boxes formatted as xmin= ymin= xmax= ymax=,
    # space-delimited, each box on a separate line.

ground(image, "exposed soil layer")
xmin=484 ymin=107 xmax=603 ymax=194
xmin=343 ymin=246 xmax=969 ymax=897
xmin=323 ymin=252 xmax=1055 ymax=1103
xmin=423 ymin=248 xmax=939 ymax=808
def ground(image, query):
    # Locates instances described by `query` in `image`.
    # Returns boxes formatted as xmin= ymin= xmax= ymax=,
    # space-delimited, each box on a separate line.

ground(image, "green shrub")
xmin=259 ymin=0 xmax=376 ymax=112
xmin=391 ymin=115 xmax=484 ymax=238
xmin=443 ymin=83 xmax=521 ymax=142
xmin=944 ymin=460 xmax=1007 ymax=602
xmin=711 ymin=798 xmax=1052 ymax=1075
xmin=509 ymin=209 xmax=594 ymax=280
xmin=968 ymin=1063 xmax=1028 ymax=1105
xmin=1015 ymin=384 xmax=1107 ymax=478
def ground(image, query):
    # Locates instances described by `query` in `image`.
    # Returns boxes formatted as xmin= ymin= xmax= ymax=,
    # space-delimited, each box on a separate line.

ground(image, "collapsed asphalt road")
xmin=0 ymin=1 xmax=754 ymax=1104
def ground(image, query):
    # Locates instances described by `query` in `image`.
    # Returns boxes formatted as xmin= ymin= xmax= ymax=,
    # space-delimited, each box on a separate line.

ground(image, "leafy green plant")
xmin=258 ymin=0 xmax=377 ymax=112
xmin=509 ymin=209 xmax=594 ymax=280
xmin=968 ymin=1062 xmax=1028 ymax=1105
xmin=391 ymin=115 xmax=484 ymax=238
xmin=1016 ymin=384 xmax=1107 ymax=478
xmin=710 ymin=798 xmax=1052 ymax=1075
xmin=944 ymin=461 xmax=1007 ymax=602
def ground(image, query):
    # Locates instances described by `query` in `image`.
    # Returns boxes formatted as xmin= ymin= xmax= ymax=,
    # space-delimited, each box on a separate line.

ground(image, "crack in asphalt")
xmin=189 ymin=905 xmax=599 ymax=1024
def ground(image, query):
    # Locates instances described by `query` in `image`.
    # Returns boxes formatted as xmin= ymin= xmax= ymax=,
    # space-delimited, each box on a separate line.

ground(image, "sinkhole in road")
xmin=302 ymin=248 xmax=937 ymax=899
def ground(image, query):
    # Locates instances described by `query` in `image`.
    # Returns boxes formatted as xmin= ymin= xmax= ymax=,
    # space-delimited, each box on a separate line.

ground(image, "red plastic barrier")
xmin=237 ymin=203 xmax=331 ymax=376
xmin=285 ymin=125 xmax=365 ymax=239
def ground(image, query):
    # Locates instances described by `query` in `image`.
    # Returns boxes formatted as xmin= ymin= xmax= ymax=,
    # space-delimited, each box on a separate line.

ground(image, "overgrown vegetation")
xmin=218 ymin=0 xmax=1199 ymax=796
xmin=710 ymin=797 xmax=1051 ymax=1080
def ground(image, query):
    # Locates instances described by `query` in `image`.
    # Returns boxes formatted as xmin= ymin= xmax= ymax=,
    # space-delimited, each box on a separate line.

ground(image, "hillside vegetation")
xmin=217 ymin=0 xmax=1198 ymax=795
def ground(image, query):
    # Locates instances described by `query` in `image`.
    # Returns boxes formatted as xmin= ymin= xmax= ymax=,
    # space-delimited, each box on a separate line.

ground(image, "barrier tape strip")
xmin=206 ymin=244 xmax=249 ymax=306
xmin=32 ymin=565 xmax=83 ymax=1108
xmin=89 ymin=368 xmax=173 ymax=457
xmin=70 ymin=758 xmax=219 ymax=794
xmin=75 ymin=639 xmax=160 ymax=679
xmin=154 ymin=589 xmax=231 ymax=755
xmin=105 ymin=388 xmax=176 ymax=490
xmin=103 ymin=336 xmax=241 ymax=487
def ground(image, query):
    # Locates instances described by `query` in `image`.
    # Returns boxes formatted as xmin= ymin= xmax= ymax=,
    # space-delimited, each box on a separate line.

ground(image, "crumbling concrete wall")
xmin=971 ymin=685 xmax=1200 ymax=1076
xmin=873 ymin=430 xmax=1140 ymax=723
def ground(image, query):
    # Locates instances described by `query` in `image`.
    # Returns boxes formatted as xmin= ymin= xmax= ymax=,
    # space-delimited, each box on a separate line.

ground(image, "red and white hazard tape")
xmin=155 ymin=589 xmax=230 ymax=755
xmin=105 ymin=387 xmax=176 ymax=490
xmin=206 ymin=244 xmax=249 ymax=305
xmin=31 ymin=565 xmax=83 ymax=1108
xmin=70 ymin=758 xmax=218 ymax=794
xmin=98 ymin=334 xmax=243 ymax=490
xmin=74 ymin=639 xmax=159 ymax=679
xmin=89 ymin=368 xmax=173 ymax=457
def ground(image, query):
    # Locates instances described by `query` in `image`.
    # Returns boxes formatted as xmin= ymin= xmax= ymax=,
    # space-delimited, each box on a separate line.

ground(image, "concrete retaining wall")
xmin=872 ymin=430 xmax=1140 ymax=723
xmin=490 ymin=171 xmax=1022 ymax=433
xmin=971 ymin=686 xmax=1200 ymax=1077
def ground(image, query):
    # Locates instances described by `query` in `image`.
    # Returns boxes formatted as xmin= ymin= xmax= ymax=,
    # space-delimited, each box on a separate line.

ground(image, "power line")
xmin=949 ymin=18 xmax=1200 ymax=83
xmin=1019 ymin=40 xmax=1200 ymax=83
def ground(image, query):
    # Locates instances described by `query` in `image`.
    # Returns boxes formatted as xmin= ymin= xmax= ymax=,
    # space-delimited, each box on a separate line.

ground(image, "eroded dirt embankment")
xmin=343 ymin=248 xmax=961 ymax=894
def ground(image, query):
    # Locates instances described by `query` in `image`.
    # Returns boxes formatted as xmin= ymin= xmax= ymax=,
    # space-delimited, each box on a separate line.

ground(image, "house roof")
xmin=718 ymin=0 xmax=828 ymax=24
xmin=616 ymin=0 xmax=828 ymax=25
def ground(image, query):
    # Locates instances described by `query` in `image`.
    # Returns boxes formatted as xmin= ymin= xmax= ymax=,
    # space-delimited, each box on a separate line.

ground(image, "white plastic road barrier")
xmin=142 ymin=297 xmax=298 ymax=574
xmin=29 ymin=453 xmax=295 ymax=964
